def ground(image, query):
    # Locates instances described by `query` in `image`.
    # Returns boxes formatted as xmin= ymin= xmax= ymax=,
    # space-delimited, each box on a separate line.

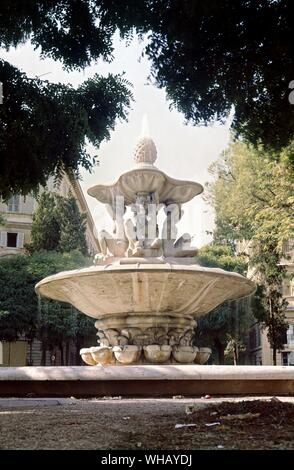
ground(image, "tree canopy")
xmin=0 ymin=254 xmax=37 ymax=341
xmin=196 ymin=243 xmax=252 ymax=364
xmin=206 ymin=139 xmax=293 ymax=363
xmin=28 ymin=191 xmax=88 ymax=254
xmin=0 ymin=250 xmax=94 ymax=364
xmin=206 ymin=139 xmax=294 ymax=252
xmin=0 ymin=1 xmax=293 ymax=199
xmin=0 ymin=59 xmax=132 ymax=200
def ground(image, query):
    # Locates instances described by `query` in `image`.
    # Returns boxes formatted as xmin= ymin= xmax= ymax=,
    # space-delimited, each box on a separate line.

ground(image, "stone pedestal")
xmin=80 ymin=311 xmax=212 ymax=365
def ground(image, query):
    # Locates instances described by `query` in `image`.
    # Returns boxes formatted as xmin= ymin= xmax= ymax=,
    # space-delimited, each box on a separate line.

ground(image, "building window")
xmin=7 ymin=195 xmax=20 ymax=212
xmin=1 ymin=232 xmax=24 ymax=249
xmin=286 ymin=325 xmax=294 ymax=346
xmin=7 ymin=232 xmax=18 ymax=247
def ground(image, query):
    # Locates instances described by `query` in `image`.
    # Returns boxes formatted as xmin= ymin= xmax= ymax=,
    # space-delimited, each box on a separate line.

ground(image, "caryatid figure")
xmin=162 ymin=203 xmax=197 ymax=257
xmin=94 ymin=198 xmax=128 ymax=262
xmin=124 ymin=193 xmax=162 ymax=257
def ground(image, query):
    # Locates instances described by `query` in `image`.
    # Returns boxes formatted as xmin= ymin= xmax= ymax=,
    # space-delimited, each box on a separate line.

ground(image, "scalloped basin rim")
xmin=35 ymin=262 xmax=255 ymax=320
xmin=87 ymin=167 xmax=203 ymax=205
xmin=35 ymin=262 xmax=253 ymax=286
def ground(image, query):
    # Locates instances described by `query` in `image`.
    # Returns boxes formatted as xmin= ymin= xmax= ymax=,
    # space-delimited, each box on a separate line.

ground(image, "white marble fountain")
xmin=36 ymin=132 xmax=255 ymax=366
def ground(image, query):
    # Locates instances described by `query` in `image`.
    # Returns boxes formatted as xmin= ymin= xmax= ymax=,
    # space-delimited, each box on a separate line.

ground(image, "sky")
xmin=2 ymin=34 xmax=232 ymax=247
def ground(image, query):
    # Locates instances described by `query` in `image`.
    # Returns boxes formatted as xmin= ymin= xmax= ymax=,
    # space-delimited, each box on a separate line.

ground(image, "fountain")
xmin=35 ymin=131 xmax=255 ymax=367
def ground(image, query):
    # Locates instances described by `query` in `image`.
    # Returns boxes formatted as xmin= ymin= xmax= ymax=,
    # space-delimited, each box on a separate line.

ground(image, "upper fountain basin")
xmin=35 ymin=260 xmax=255 ymax=319
xmin=87 ymin=167 xmax=203 ymax=206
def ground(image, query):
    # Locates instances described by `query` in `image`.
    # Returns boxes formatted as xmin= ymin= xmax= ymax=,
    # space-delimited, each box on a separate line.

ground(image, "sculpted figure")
xmin=179 ymin=329 xmax=194 ymax=347
xmin=94 ymin=202 xmax=128 ymax=263
xmin=125 ymin=194 xmax=162 ymax=257
xmin=162 ymin=203 xmax=197 ymax=257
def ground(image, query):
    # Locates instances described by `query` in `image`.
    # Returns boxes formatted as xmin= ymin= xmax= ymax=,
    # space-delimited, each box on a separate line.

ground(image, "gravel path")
xmin=0 ymin=397 xmax=293 ymax=450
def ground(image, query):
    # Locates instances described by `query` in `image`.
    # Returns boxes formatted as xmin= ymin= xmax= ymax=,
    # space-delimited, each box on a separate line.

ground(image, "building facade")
xmin=241 ymin=239 xmax=294 ymax=366
xmin=0 ymin=174 xmax=99 ymax=366
xmin=0 ymin=174 xmax=99 ymax=258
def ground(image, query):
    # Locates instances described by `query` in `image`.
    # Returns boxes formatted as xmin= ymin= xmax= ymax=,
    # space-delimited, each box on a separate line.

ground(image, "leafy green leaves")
xmin=0 ymin=0 xmax=293 ymax=198
xmin=206 ymin=138 xmax=293 ymax=362
xmin=0 ymin=251 xmax=93 ymax=346
xmin=0 ymin=60 xmax=132 ymax=200
xmin=197 ymin=243 xmax=247 ymax=274
xmin=28 ymin=191 xmax=88 ymax=254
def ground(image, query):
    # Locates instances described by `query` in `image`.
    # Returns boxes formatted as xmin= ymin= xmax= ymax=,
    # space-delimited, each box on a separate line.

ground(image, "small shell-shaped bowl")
xmin=80 ymin=348 xmax=97 ymax=366
xmin=172 ymin=346 xmax=198 ymax=364
xmin=195 ymin=347 xmax=212 ymax=365
xmin=143 ymin=345 xmax=171 ymax=364
xmin=90 ymin=346 xmax=114 ymax=365
xmin=113 ymin=345 xmax=142 ymax=365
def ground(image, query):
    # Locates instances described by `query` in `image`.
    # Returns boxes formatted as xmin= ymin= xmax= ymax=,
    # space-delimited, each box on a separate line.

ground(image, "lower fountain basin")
xmin=35 ymin=259 xmax=255 ymax=319
xmin=172 ymin=346 xmax=198 ymax=363
xmin=143 ymin=345 xmax=172 ymax=363
xmin=195 ymin=347 xmax=212 ymax=365
xmin=36 ymin=259 xmax=254 ymax=365
xmin=113 ymin=345 xmax=142 ymax=365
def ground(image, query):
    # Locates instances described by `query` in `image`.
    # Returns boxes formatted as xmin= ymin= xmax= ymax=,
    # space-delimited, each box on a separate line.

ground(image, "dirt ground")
xmin=0 ymin=397 xmax=293 ymax=450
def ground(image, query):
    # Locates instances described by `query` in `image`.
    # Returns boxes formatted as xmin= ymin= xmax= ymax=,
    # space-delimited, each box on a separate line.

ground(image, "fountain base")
xmin=0 ymin=366 xmax=293 ymax=397
xmin=80 ymin=345 xmax=212 ymax=366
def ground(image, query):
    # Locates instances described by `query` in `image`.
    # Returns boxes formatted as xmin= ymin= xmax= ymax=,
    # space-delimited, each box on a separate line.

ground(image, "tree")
xmin=196 ymin=298 xmax=252 ymax=365
xmin=250 ymin=248 xmax=289 ymax=365
xmin=29 ymin=192 xmax=60 ymax=252
xmin=29 ymin=191 xmax=88 ymax=255
xmin=29 ymin=250 xmax=95 ymax=365
xmin=0 ymin=250 xmax=94 ymax=365
xmin=57 ymin=193 xmax=88 ymax=255
xmin=143 ymin=0 xmax=294 ymax=155
xmin=0 ymin=0 xmax=293 ymax=198
xmin=251 ymin=284 xmax=288 ymax=365
xmin=195 ymin=243 xmax=252 ymax=364
xmin=0 ymin=255 xmax=38 ymax=343
xmin=0 ymin=60 xmax=132 ymax=200
xmin=197 ymin=243 xmax=247 ymax=274
xmin=206 ymin=139 xmax=293 ymax=363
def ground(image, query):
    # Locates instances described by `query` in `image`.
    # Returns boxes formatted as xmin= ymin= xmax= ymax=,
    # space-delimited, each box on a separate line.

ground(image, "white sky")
xmin=2 ymin=34 xmax=231 ymax=247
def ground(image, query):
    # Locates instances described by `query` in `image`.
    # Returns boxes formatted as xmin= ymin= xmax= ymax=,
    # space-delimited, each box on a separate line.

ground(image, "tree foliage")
xmin=0 ymin=251 xmax=94 ymax=363
xmin=58 ymin=193 xmax=88 ymax=255
xmin=196 ymin=243 xmax=252 ymax=364
xmin=206 ymin=139 xmax=294 ymax=247
xmin=0 ymin=255 xmax=37 ymax=341
xmin=29 ymin=191 xmax=88 ymax=254
xmin=0 ymin=1 xmax=293 ymax=198
xmin=206 ymin=139 xmax=293 ymax=363
xmin=196 ymin=298 xmax=252 ymax=365
xmin=29 ymin=192 xmax=60 ymax=252
xmin=197 ymin=243 xmax=247 ymax=274
xmin=144 ymin=0 xmax=294 ymax=154
xmin=0 ymin=59 xmax=132 ymax=200
xmin=251 ymin=283 xmax=288 ymax=364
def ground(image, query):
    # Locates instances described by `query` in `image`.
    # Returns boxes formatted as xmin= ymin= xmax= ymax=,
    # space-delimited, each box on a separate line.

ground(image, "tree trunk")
xmin=28 ymin=339 xmax=33 ymax=366
xmin=214 ymin=337 xmax=225 ymax=364
xmin=269 ymin=296 xmax=277 ymax=365
xmin=41 ymin=346 xmax=46 ymax=366
xmin=272 ymin=346 xmax=277 ymax=366
xmin=233 ymin=343 xmax=238 ymax=366
xmin=76 ymin=338 xmax=82 ymax=365
xmin=60 ymin=344 xmax=64 ymax=366
xmin=65 ymin=342 xmax=70 ymax=366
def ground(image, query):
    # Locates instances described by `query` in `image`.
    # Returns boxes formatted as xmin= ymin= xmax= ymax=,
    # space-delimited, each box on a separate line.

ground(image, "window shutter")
xmin=0 ymin=231 xmax=7 ymax=247
xmin=17 ymin=232 xmax=24 ymax=248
